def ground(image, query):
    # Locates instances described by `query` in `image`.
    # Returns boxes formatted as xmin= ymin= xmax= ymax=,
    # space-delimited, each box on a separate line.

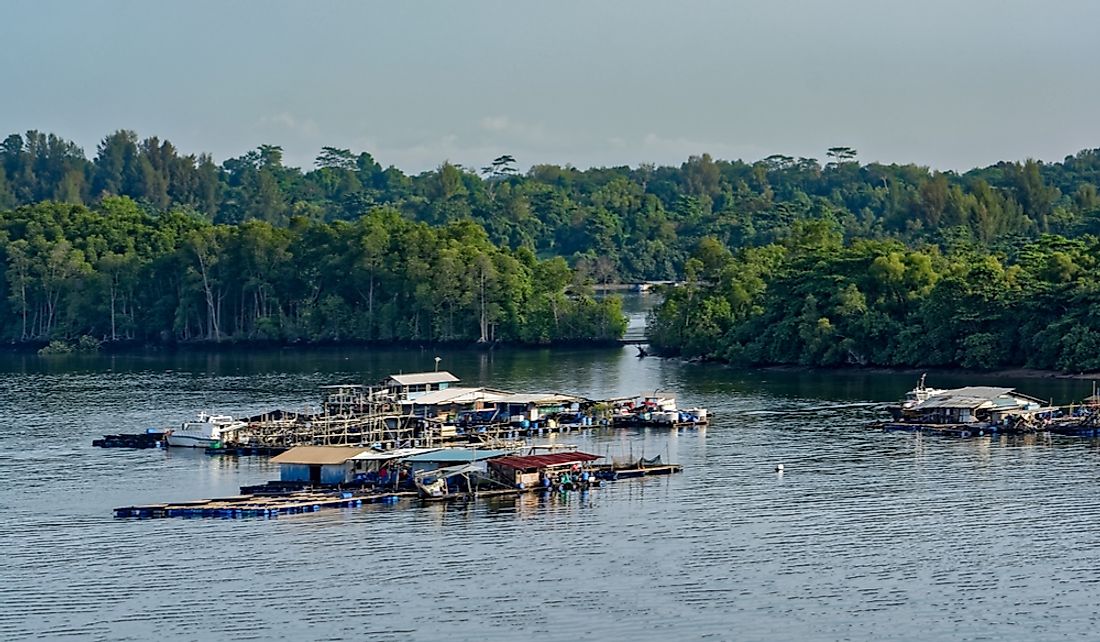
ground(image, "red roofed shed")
xmin=488 ymin=451 xmax=602 ymax=487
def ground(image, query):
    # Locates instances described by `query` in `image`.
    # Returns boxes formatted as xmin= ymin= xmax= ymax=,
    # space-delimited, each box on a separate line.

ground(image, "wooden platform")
xmin=114 ymin=490 xmax=416 ymax=519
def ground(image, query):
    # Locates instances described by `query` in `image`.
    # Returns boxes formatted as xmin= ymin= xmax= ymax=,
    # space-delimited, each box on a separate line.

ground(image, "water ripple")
xmin=1 ymin=351 xmax=1099 ymax=640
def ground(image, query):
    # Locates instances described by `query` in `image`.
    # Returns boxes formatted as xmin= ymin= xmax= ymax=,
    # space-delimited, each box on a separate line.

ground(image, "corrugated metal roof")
xmin=349 ymin=447 xmax=442 ymax=461
xmin=495 ymin=393 xmax=586 ymax=405
xmin=408 ymin=387 xmax=511 ymax=406
xmin=489 ymin=451 xmax=602 ymax=470
xmin=387 ymin=372 xmax=460 ymax=386
xmin=402 ymin=448 xmax=512 ymax=463
xmin=415 ymin=463 xmax=482 ymax=479
xmin=915 ymin=387 xmax=1015 ymax=410
xmin=270 ymin=446 xmax=371 ymax=465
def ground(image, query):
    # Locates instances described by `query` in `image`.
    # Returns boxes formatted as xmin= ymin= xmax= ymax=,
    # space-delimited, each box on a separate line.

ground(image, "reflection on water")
xmin=1 ymin=345 xmax=1099 ymax=641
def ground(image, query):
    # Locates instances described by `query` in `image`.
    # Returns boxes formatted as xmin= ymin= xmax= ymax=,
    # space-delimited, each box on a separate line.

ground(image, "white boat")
xmin=166 ymin=412 xmax=246 ymax=448
xmin=611 ymin=392 xmax=709 ymax=426
xmin=901 ymin=374 xmax=947 ymax=410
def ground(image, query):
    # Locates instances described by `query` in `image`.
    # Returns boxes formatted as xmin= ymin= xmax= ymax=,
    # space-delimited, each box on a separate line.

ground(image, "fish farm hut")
xmin=386 ymin=371 xmax=460 ymax=401
xmin=347 ymin=447 xmax=442 ymax=473
xmin=488 ymin=451 xmax=603 ymax=488
xmin=401 ymin=387 xmax=511 ymax=419
xmin=401 ymin=448 xmax=513 ymax=475
xmin=270 ymin=446 xmax=373 ymax=485
xmin=492 ymin=393 xmax=588 ymax=424
xmin=906 ymin=387 xmax=1047 ymax=424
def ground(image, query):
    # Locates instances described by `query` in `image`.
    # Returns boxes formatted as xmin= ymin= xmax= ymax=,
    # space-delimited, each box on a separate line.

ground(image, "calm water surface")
xmin=1 ymin=344 xmax=1099 ymax=641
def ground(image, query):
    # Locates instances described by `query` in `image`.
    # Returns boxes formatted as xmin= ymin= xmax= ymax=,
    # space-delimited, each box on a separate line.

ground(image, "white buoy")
xmin=775 ymin=464 xmax=784 ymax=472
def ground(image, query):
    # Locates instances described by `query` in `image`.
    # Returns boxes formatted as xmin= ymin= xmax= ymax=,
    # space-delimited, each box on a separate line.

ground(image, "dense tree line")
xmin=4 ymin=131 xmax=1100 ymax=282
xmin=4 ymin=129 xmax=1100 ymax=366
xmin=648 ymin=226 xmax=1100 ymax=371
xmin=0 ymin=198 xmax=626 ymax=346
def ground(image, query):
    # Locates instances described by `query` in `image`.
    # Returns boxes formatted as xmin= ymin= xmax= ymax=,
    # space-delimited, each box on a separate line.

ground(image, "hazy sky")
xmin=3 ymin=0 xmax=1098 ymax=173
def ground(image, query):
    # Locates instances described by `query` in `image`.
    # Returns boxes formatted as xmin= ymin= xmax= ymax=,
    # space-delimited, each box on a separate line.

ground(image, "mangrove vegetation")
xmin=1 ymin=129 xmax=1099 ymax=366
xmin=0 ymin=198 xmax=626 ymax=346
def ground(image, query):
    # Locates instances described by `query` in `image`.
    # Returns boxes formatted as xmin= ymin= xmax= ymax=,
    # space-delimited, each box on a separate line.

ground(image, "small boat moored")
xmin=610 ymin=391 xmax=708 ymax=427
xmin=166 ymin=412 xmax=246 ymax=448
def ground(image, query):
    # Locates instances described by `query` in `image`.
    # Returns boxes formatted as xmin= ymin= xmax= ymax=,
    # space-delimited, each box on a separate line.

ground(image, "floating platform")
xmin=1046 ymin=423 xmax=1100 ymax=437
xmin=873 ymin=420 xmax=1100 ymax=438
xmin=595 ymin=464 xmax=683 ymax=479
xmin=116 ymin=463 xmax=682 ymax=519
xmin=876 ymin=422 xmax=1004 ymax=437
xmin=114 ymin=490 xmax=415 ymax=519
xmin=418 ymin=487 xmax=525 ymax=503
xmin=611 ymin=418 xmax=708 ymax=429
xmin=204 ymin=445 xmax=288 ymax=457
xmin=93 ymin=432 xmax=166 ymax=449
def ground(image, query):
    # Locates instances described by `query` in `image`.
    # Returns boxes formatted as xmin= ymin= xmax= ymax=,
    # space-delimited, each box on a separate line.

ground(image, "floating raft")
xmin=204 ymin=445 xmax=288 ymax=457
xmin=877 ymin=422 xmax=1000 ymax=437
xmin=596 ymin=464 xmax=683 ymax=479
xmin=873 ymin=421 xmax=1100 ymax=438
xmin=93 ymin=432 xmax=166 ymax=448
xmin=1045 ymin=423 xmax=1100 ymax=437
xmin=114 ymin=490 xmax=415 ymax=519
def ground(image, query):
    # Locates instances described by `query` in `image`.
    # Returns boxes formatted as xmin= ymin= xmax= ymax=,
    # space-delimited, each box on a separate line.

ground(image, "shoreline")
xmin=4 ymin=337 xmax=631 ymax=356
xmin=752 ymin=363 xmax=1100 ymax=381
xmin=12 ymin=339 xmax=1099 ymax=381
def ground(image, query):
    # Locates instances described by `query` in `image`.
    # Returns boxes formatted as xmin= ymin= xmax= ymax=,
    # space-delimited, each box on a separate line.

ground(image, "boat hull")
xmin=166 ymin=434 xmax=220 ymax=448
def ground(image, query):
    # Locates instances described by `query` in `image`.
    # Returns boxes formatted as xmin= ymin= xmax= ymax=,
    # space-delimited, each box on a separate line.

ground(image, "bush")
xmin=76 ymin=335 xmax=102 ymax=352
xmin=37 ymin=340 xmax=74 ymax=356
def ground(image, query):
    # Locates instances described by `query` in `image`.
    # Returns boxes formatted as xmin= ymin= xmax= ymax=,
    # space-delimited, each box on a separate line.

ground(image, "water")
xmin=1 ymin=345 xmax=1099 ymax=641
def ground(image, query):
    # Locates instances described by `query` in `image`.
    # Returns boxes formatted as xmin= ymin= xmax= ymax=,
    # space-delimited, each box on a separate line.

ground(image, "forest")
xmin=2 ymin=129 xmax=1099 ymax=366
xmin=0 ymin=198 xmax=626 ymax=347
xmin=648 ymin=227 xmax=1100 ymax=371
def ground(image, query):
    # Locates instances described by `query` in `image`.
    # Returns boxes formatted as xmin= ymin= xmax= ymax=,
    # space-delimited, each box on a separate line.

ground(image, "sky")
xmin=3 ymin=0 xmax=1099 ymax=173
